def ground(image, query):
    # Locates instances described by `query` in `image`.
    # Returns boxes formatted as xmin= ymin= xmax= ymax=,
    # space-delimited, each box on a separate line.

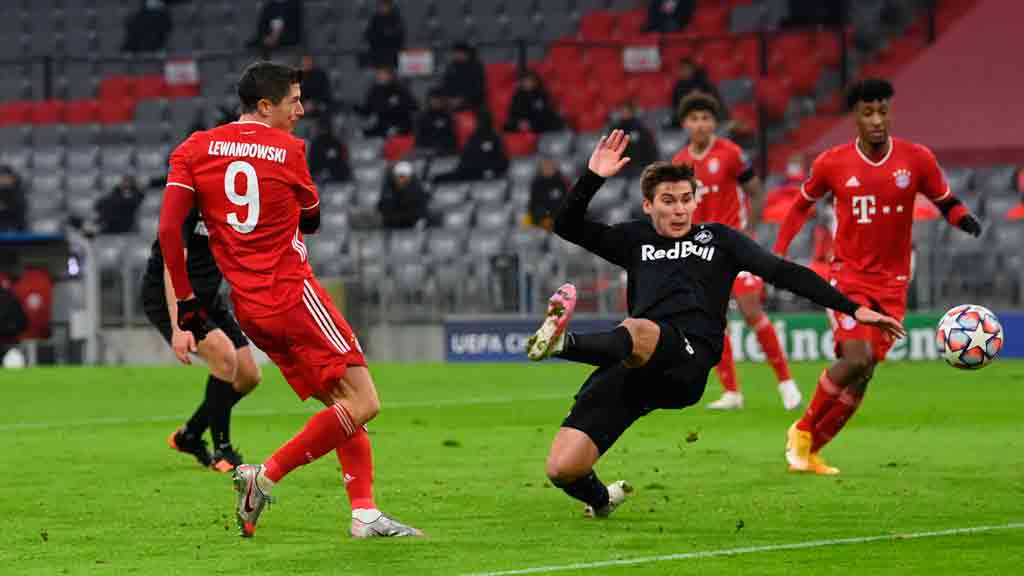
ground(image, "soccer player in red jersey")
xmin=774 ymin=78 xmax=982 ymax=474
xmin=158 ymin=62 xmax=421 ymax=538
xmin=672 ymin=93 xmax=801 ymax=411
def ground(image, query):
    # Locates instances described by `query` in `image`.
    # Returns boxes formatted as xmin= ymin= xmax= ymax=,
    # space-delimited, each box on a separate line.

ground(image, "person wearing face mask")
xmin=522 ymin=130 xmax=904 ymax=520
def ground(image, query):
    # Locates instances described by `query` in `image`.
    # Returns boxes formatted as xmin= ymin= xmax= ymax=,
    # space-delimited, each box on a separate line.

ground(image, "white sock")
xmin=256 ymin=466 xmax=275 ymax=494
xmin=352 ymin=508 xmax=382 ymax=523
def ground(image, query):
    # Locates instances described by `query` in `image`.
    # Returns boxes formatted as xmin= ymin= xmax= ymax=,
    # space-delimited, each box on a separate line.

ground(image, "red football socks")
xmin=752 ymin=314 xmax=792 ymax=382
xmin=337 ymin=426 xmax=376 ymax=510
xmin=716 ymin=335 xmax=739 ymax=392
xmin=263 ymin=402 xmax=357 ymax=483
xmin=812 ymin=390 xmax=863 ymax=452
xmin=797 ymin=370 xmax=842 ymax=432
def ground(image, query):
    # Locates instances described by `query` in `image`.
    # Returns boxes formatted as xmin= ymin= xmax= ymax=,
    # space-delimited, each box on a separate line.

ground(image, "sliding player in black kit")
xmin=140 ymin=207 xmax=262 ymax=472
xmin=526 ymin=130 xmax=905 ymax=518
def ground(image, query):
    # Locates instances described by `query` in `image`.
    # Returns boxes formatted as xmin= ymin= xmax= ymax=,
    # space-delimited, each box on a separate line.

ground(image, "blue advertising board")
xmin=444 ymin=312 xmax=1024 ymax=363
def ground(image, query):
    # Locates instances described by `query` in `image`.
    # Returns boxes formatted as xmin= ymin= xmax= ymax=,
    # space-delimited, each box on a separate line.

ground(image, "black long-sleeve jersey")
xmin=554 ymin=170 xmax=860 ymax=359
xmin=144 ymin=208 xmax=223 ymax=299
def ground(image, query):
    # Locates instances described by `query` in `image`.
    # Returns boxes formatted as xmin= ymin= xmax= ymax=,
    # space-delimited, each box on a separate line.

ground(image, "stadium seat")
xmin=538 ymin=131 xmax=575 ymax=158
xmin=508 ymin=227 xmax=550 ymax=254
xmin=657 ymin=130 xmax=687 ymax=158
xmin=426 ymin=229 xmax=467 ymax=261
xmin=472 ymin=179 xmax=509 ymax=204
xmin=509 ymin=157 xmax=538 ymax=184
xmin=354 ymin=163 xmax=386 ymax=190
xmin=390 ymin=230 xmax=426 ymax=260
xmin=756 ymin=76 xmax=792 ymax=123
xmin=66 ymin=146 xmax=100 ymax=171
xmin=352 ymin=231 xmax=388 ymax=262
xmin=475 ymin=204 xmax=514 ymax=230
xmin=503 ymin=131 xmax=539 ymax=157
xmin=32 ymin=147 xmax=65 ymax=171
xmin=349 ymin=138 xmax=384 ymax=165
xmin=468 ymin=229 xmax=507 ymax=257
xmin=443 ymin=205 xmax=475 ymax=229
xmin=578 ymin=11 xmax=616 ymax=41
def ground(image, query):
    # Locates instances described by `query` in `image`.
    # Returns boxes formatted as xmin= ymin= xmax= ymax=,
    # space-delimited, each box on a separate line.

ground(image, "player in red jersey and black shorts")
xmin=774 ymin=78 xmax=982 ymax=474
xmin=673 ymin=93 xmax=802 ymax=411
xmin=159 ymin=61 xmax=421 ymax=538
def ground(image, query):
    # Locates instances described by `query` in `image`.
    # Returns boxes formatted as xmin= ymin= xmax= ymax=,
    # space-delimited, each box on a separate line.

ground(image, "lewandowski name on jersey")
xmin=208 ymin=140 xmax=288 ymax=164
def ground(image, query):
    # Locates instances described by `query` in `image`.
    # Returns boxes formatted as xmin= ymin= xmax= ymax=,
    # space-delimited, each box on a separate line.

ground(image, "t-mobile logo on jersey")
xmin=852 ymin=195 xmax=877 ymax=223
xmin=641 ymin=241 xmax=716 ymax=262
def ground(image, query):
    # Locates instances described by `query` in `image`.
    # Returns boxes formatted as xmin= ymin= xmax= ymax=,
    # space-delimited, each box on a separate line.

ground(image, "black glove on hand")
xmin=958 ymin=213 xmax=982 ymax=237
xmin=177 ymin=298 xmax=209 ymax=341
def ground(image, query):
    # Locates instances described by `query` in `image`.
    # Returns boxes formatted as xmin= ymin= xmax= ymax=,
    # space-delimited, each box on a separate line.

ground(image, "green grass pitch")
xmin=2 ymin=360 xmax=1023 ymax=575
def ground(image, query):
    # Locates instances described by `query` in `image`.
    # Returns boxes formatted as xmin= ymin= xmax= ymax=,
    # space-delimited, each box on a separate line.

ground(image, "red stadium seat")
xmin=486 ymin=62 xmax=518 ymax=96
xmin=575 ymin=106 xmax=608 ymax=133
xmin=768 ymin=33 xmax=812 ymax=72
xmin=64 ymin=100 xmax=100 ymax=124
xmin=756 ymin=76 xmax=791 ymax=122
xmin=98 ymin=98 xmax=136 ymax=124
xmin=789 ymin=56 xmax=822 ymax=96
xmin=616 ymin=9 xmax=647 ymax=38
xmin=578 ymin=11 xmax=617 ymax=41
xmin=628 ymin=73 xmax=673 ymax=109
xmin=135 ymin=75 xmax=168 ymax=99
xmin=99 ymin=75 xmax=138 ymax=100
xmin=729 ymin=102 xmax=759 ymax=134
xmin=691 ymin=5 xmax=729 ymax=35
xmin=503 ymin=131 xmax=538 ymax=158
xmin=31 ymin=100 xmax=66 ymax=124
xmin=382 ymin=134 xmax=415 ymax=161
xmin=814 ymin=30 xmax=843 ymax=67
xmin=0 ymin=101 xmax=33 ymax=126
xmin=489 ymin=90 xmax=513 ymax=129
xmin=704 ymin=55 xmax=744 ymax=83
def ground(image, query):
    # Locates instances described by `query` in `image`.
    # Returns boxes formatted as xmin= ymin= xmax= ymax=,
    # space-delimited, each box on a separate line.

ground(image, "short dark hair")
xmin=677 ymin=91 xmax=720 ymax=123
xmin=640 ymin=161 xmax=697 ymax=201
xmin=845 ymin=77 xmax=894 ymax=111
xmin=237 ymin=61 xmax=303 ymax=113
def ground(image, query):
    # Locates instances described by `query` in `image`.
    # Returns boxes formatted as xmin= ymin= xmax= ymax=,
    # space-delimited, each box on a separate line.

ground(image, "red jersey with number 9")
xmin=801 ymin=137 xmax=950 ymax=281
xmin=165 ymin=121 xmax=320 ymax=318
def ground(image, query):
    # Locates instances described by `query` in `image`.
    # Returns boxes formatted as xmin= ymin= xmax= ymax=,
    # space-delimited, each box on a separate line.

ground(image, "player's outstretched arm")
xmin=550 ymin=130 xmax=634 ymax=267
xmin=726 ymin=227 xmax=905 ymax=339
xmin=772 ymin=195 xmax=815 ymax=256
xmin=932 ymin=196 xmax=982 ymax=237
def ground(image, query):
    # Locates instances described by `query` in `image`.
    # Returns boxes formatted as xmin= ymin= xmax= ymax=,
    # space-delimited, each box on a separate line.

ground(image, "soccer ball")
xmin=935 ymin=304 xmax=1004 ymax=370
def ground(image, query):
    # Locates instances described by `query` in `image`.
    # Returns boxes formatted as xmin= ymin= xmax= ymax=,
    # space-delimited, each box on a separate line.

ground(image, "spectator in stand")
xmin=300 ymin=54 xmax=333 ymax=119
xmin=433 ymin=108 xmax=509 ymax=182
xmin=1007 ymin=168 xmax=1024 ymax=220
xmin=378 ymin=161 xmax=427 ymax=229
xmin=504 ymin=71 xmax=564 ymax=134
xmin=308 ymin=120 xmax=352 ymax=183
xmin=122 ymin=0 xmax=172 ymax=53
xmin=669 ymin=58 xmax=722 ymax=127
xmin=439 ymin=42 xmax=487 ymax=112
xmin=647 ymin=0 xmax=697 ymax=33
xmin=609 ymin=102 xmax=658 ymax=177
xmin=527 ymin=158 xmax=570 ymax=231
xmin=360 ymin=66 xmax=418 ymax=138
xmin=94 ymin=175 xmax=145 ymax=235
xmin=249 ymin=0 xmax=303 ymax=57
xmin=0 ymin=165 xmax=27 ymax=233
xmin=364 ymin=0 xmax=406 ymax=69
xmin=415 ymin=89 xmax=457 ymax=153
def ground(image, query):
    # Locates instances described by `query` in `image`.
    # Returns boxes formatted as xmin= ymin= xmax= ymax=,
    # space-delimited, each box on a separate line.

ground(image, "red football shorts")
xmin=731 ymin=271 xmax=764 ymax=298
xmin=826 ymin=275 xmax=907 ymax=361
xmin=237 ymin=277 xmax=366 ymax=400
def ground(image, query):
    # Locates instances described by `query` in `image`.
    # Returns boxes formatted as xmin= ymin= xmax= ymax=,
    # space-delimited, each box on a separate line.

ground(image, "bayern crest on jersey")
xmin=708 ymin=158 xmax=720 ymax=174
xmin=893 ymin=169 xmax=911 ymax=189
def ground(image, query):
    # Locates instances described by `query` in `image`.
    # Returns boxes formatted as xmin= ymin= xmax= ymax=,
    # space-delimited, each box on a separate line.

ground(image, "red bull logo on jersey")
xmin=208 ymin=140 xmax=288 ymax=164
xmin=641 ymin=241 xmax=716 ymax=262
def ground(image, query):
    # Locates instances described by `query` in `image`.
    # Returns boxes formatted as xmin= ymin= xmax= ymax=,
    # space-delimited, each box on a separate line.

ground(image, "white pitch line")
xmin=463 ymin=522 xmax=1024 ymax=576
xmin=0 ymin=393 xmax=568 ymax=432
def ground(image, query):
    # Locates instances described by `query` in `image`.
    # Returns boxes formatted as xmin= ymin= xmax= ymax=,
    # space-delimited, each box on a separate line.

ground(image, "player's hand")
xmin=957 ymin=213 xmax=982 ymax=237
xmin=853 ymin=306 xmax=907 ymax=340
xmin=171 ymin=329 xmax=197 ymax=365
xmin=588 ymin=129 xmax=631 ymax=178
xmin=176 ymin=297 xmax=209 ymax=341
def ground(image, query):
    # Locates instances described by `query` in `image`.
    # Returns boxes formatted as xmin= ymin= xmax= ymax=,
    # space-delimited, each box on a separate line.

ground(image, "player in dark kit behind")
xmin=141 ymin=207 xmax=261 ymax=472
xmin=774 ymin=78 xmax=982 ymax=475
xmin=525 ymin=130 xmax=905 ymax=517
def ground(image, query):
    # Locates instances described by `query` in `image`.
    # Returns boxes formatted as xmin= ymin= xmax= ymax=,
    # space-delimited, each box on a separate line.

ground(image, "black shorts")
xmin=140 ymin=274 xmax=248 ymax=349
xmin=561 ymin=320 xmax=714 ymax=454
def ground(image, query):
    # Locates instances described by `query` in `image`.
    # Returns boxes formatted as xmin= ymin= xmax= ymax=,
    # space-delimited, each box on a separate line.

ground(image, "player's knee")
xmin=620 ymin=318 xmax=658 ymax=357
xmin=545 ymin=453 xmax=586 ymax=485
xmin=210 ymin=351 xmax=238 ymax=383
xmin=234 ymin=363 xmax=262 ymax=393
xmin=846 ymin=354 xmax=875 ymax=382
